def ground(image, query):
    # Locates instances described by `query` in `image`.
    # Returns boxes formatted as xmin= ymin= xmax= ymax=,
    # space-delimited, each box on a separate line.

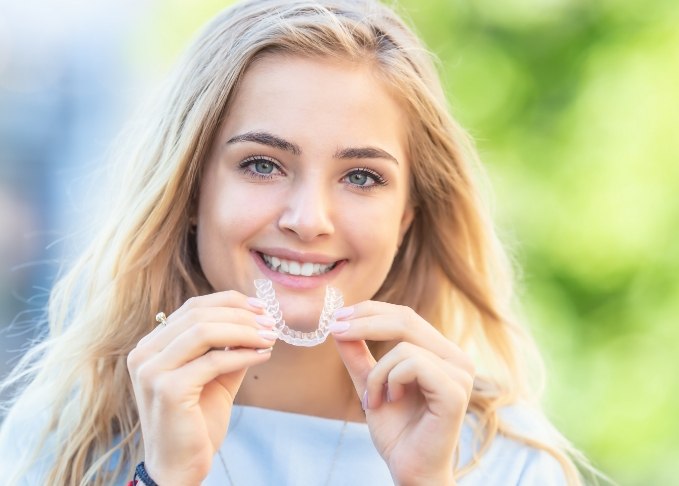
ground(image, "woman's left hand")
xmin=331 ymin=301 xmax=475 ymax=486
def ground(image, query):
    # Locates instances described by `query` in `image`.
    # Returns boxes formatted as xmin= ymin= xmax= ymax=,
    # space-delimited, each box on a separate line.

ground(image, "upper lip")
xmin=254 ymin=248 xmax=342 ymax=265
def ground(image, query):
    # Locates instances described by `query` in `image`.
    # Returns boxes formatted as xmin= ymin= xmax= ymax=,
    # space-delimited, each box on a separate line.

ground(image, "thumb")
xmin=333 ymin=337 xmax=376 ymax=399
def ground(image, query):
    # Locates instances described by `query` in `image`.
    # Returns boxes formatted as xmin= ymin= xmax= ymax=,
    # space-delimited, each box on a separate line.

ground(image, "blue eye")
xmin=239 ymin=156 xmax=283 ymax=179
xmin=344 ymin=168 xmax=387 ymax=189
xmin=348 ymin=172 xmax=370 ymax=185
xmin=253 ymin=160 xmax=275 ymax=174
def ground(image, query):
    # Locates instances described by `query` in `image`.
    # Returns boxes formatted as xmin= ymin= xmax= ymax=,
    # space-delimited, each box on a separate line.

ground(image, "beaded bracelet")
xmin=128 ymin=461 xmax=159 ymax=486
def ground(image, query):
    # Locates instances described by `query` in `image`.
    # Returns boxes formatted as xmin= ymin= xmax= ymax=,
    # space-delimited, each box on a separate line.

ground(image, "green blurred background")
xmin=1 ymin=0 xmax=676 ymax=484
xmin=135 ymin=1 xmax=678 ymax=484
xmin=133 ymin=0 xmax=679 ymax=484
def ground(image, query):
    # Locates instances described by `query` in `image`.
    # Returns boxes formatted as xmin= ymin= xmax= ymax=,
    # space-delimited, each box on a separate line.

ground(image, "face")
xmin=196 ymin=54 xmax=413 ymax=330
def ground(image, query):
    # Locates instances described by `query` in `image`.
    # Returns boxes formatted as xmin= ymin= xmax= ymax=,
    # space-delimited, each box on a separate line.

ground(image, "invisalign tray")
xmin=254 ymin=279 xmax=344 ymax=347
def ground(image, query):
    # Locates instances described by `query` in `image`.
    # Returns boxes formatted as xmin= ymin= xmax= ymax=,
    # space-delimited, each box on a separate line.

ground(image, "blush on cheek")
xmin=223 ymin=187 xmax=284 ymax=223
xmin=343 ymin=257 xmax=394 ymax=305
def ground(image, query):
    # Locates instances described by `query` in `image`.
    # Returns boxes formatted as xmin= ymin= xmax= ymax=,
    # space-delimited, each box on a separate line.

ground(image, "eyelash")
xmin=238 ymin=155 xmax=285 ymax=180
xmin=345 ymin=167 xmax=388 ymax=191
xmin=238 ymin=156 xmax=388 ymax=190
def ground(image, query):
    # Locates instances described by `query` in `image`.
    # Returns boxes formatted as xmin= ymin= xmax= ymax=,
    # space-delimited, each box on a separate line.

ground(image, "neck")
xmin=235 ymin=338 xmax=364 ymax=422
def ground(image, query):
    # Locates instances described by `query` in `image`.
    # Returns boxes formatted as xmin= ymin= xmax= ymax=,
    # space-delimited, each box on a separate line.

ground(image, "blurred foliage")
xmin=407 ymin=1 xmax=679 ymax=484
xmin=137 ymin=1 xmax=679 ymax=484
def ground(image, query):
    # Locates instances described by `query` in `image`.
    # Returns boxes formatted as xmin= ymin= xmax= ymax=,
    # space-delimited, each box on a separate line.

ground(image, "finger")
xmin=333 ymin=338 xmax=376 ymax=403
xmin=147 ymin=289 xmax=267 ymax=340
xmin=365 ymin=341 xmax=445 ymax=409
xmin=170 ymin=347 xmax=274 ymax=394
xmin=142 ymin=306 xmax=274 ymax=354
xmin=331 ymin=301 xmax=469 ymax=367
xmin=331 ymin=301 xmax=446 ymax=348
xmin=137 ymin=323 xmax=166 ymax=347
xmin=386 ymin=357 xmax=473 ymax=419
xmin=174 ymin=290 xmax=267 ymax=319
xmin=151 ymin=322 xmax=278 ymax=370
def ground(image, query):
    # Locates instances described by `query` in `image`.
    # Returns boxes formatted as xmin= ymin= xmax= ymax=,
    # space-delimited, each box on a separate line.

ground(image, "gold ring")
xmin=155 ymin=312 xmax=168 ymax=327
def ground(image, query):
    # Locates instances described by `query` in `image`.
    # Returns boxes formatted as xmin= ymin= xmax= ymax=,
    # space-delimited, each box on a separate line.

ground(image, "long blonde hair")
xmin=2 ymin=0 xmax=591 ymax=484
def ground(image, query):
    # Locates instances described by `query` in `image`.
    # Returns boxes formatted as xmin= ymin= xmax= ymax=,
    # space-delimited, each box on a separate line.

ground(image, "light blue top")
xmin=205 ymin=405 xmax=567 ymax=485
xmin=0 ymin=403 xmax=568 ymax=485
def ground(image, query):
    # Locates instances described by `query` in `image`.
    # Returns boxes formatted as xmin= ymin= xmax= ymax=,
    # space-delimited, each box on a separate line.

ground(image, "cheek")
xmin=197 ymin=194 xmax=278 ymax=248
xmin=199 ymin=176 xmax=281 ymax=228
xmin=195 ymin=180 xmax=281 ymax=268
xmin=339 ymin=202 xmax=403 ymax=269
xmin=342 ymin=223 xmax=400 ymax=303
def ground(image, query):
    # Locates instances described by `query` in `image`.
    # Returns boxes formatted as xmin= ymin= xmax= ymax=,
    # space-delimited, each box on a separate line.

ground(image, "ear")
xmin=188 ymin=214 xmax=198 ymax=234
xmin=397 ymin=203 xmax=415 ymax=247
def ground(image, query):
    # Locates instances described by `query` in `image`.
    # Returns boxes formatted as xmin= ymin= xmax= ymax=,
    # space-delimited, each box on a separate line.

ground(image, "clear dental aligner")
xmin=254 ymin=279 xmax=344 ymax=347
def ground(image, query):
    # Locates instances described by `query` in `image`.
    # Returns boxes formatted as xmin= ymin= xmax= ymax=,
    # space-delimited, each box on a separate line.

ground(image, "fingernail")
xmin=333 ymin=306 xmax=354 ymax=320
xmin=247 ymin=297 xmax=267 ymax=309
xmin=361 ymin=390 xmax=369 ymax=411
xmin=257 ymin=330 xmax=278 ymax=341
xmin=328 ymin=321 xmax=351 ymax=333
xmin=255 ymin=315 xmax=276 ymax=328
xmin=256 ymin=346 xmax=273 ymax=354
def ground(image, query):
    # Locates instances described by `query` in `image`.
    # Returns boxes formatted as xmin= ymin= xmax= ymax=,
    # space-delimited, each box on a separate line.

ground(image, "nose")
xmin=278 ymin=180 xmax=334 ymax=241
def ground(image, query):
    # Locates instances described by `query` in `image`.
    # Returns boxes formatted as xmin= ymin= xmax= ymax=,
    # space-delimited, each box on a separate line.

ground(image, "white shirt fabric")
xmin=0 ymin=403 xmax=568 ymax=485
xmin=203 ymin=405 xmax=568 ymax=485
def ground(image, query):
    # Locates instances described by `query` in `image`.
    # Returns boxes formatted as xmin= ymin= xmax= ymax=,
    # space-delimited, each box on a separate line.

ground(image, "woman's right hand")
xmin=127 ymin=291 xmax=277 ymax=485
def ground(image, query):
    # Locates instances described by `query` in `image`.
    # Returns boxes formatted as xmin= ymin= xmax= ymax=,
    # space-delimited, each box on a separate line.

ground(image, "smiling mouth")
xmin=258 ymin=252 xmax=339 ymax=277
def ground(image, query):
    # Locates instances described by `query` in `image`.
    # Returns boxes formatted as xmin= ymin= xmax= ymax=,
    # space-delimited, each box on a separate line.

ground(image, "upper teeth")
xmin=261 ymin=254 xmax=335 ymax=276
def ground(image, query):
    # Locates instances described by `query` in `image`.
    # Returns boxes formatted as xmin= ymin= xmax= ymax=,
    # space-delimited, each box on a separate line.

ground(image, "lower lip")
xmin=251 ymin=251 xmax=345 ymax=290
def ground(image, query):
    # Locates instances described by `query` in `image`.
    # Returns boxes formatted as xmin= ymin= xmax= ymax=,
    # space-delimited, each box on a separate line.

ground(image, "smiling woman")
xmin=0 ymin=1 xmax=597 ymax=485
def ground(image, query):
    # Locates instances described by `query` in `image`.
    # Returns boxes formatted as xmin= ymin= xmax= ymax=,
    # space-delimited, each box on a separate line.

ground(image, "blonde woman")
xmin=0 ymin=0 xmax=594 ymax=484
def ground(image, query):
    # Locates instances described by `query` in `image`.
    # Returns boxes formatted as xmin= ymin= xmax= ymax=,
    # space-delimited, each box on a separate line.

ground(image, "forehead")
xmin=220 ymin=53 xmax=408 ymax=162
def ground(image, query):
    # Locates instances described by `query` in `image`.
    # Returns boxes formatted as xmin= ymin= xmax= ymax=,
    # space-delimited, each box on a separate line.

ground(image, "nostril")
xmin=277 ymin=206 xmax=334 ymax=240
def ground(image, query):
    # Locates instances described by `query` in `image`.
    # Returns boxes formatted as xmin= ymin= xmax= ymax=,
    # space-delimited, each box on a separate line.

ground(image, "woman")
xmin=0 ymin=0 xmax=592 ymax=484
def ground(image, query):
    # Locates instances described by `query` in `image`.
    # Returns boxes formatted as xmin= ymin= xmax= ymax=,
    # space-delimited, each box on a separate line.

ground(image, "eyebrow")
xmin=226 ymin=131 xmax=301 ymax=155
xmin=334 ymin=146 xmax=399 ymax=166
xmin=226 ymin=130 xmax=399 ymax=166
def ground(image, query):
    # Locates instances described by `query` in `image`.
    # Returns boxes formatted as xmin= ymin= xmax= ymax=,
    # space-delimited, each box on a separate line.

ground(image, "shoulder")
xmin=0 ymin=397 xmax=130 ymax=484
xmin=0 ymin=399 xmax=54 ymax=484
xmin=457 ymin=405 xmax=570 ymax=486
